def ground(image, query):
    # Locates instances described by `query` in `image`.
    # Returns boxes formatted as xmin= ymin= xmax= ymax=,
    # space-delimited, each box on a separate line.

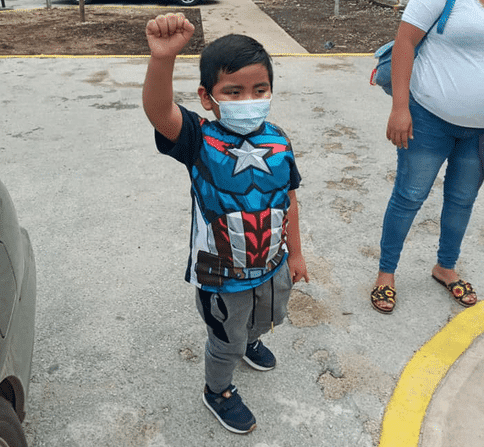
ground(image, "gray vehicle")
xmin=74 ymin=0 xmax=205 ymax=5
xmin=0 ymin=179 xmax=36 ymax=447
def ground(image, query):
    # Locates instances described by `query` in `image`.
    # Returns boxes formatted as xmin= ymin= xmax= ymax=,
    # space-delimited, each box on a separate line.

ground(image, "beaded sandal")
xmin=432 ymin=275 xmax=477 ymax=308
xmin=370 ymin=285 xmax=396 ymax=314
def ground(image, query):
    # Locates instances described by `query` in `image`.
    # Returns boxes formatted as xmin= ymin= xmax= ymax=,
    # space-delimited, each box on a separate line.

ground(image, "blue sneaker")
xmin=203 ymin=385 xmax=256 ymax=434
xmin=243 ymin=340 xmax=276 ymax=371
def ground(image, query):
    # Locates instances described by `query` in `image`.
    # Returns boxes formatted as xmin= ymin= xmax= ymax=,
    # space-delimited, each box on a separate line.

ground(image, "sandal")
xmin=432 ymin=275 xmax=477 ymax=308
xmin=371 ymin=285 xmax=396 ymax=314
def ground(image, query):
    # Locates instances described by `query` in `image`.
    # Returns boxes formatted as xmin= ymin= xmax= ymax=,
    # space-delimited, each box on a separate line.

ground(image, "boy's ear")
xmin=198 ymin=86 xmax=213 ymax=111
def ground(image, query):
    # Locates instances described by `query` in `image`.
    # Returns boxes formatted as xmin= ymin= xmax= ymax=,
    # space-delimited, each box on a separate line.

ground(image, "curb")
xmin=0 ymin=53 xmax=374 ymax=59
xmin=379 ymin=301 xmax=484 ymax=447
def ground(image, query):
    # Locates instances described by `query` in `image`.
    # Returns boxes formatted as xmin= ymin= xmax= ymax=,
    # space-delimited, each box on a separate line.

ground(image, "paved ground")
xmin=1 ymin=1 xmax=484 ymax=447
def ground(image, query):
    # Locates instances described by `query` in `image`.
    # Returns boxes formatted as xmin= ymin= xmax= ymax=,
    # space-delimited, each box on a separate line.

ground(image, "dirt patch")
xmin=287 ymin=289 xmax=331 ymax=327
xmin=0 ymin=0 xmax=402 ymax=56
xmin=259 ymin=0 xmax=402 ymax=53
xmin=330 ymin=197 xmax=365 ymax=224
xmin=0 ymin=7 xmax=204 ymax=55
xmin=317 ymin=352 xmax=394 ymax=401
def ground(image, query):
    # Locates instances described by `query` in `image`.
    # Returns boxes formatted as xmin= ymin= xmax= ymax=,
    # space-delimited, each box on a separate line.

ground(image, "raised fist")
xmin=146 ymin=13 xmax=196 ymax=59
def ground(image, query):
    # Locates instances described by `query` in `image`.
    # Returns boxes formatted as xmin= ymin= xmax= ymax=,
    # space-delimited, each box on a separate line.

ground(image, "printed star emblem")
xmin=228 ymin=140 xmax=272 ymax=175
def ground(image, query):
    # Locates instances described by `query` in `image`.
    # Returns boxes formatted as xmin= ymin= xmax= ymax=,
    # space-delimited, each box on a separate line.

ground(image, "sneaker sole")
xmin=202 ymin=393 xmax=257 ymax=434
xmin=242 ymin=355 xmax=276 ymax=371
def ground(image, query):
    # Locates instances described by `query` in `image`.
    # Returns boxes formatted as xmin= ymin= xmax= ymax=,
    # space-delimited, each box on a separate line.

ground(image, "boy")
xmin=143 ymin=13 xmax=309 ymax=434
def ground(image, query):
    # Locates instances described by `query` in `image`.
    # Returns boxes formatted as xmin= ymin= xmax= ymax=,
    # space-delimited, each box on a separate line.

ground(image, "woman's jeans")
xmin=379 ymin=98 xmax=484 ymax=273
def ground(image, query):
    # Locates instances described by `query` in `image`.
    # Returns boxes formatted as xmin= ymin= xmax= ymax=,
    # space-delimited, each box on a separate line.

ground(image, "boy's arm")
xmin=142 ymin=13 xmax=195 ymax=142
xmin=286 ymin=190 xmax=309 ymax=283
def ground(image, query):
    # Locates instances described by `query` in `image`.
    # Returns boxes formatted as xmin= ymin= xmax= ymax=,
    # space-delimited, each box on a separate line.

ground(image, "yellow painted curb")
xmin=0 ymin=55 xmax=153 ymax=59
xmin=379 ymin=301 xmax=484 ymax=447
xmin=0 ymin=5 xmax=190 ymax=13
xmin=270 ymin=53 xmax=373 ymax=57
xmin=0 ymin=53 xmax=373 ymax=59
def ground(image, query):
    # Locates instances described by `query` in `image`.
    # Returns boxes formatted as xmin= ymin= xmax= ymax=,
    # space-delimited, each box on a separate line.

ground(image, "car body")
xmin=170 ymin=0 xmax=205 ymax=5
xmin=0 ymin=179 xmax=36 ymax=447
xmin=74 ymin=0 xmax=205 ymax=5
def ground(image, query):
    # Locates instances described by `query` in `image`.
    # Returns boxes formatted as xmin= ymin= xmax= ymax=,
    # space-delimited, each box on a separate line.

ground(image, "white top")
xmin=402 ymin=0 xmax=484 ymax=128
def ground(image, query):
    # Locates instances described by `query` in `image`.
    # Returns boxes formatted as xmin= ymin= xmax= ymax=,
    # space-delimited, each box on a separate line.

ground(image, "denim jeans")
xmin=379 ymin=97 xmax=484 ymax=273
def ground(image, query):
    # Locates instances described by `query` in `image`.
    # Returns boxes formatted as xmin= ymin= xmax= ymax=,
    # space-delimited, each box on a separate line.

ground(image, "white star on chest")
xmin=227 ymin=140 xmax=272 ymax=175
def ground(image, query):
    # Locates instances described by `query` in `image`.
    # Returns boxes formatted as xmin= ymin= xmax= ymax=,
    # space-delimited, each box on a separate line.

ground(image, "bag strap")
xmin=436 ymin=0 xmax=456 ymax=34
xmin=415 ymin=0 xmax=455 ymax=52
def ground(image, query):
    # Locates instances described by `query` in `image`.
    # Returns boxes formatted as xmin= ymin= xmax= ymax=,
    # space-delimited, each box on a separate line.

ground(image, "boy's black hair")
xmin=199 ymin=34 xmax=273 ymax=95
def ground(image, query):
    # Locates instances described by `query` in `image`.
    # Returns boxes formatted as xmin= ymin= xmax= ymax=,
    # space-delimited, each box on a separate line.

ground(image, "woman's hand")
xmin=386 ymin=106 xmax=413 ymax=149
xmin=386 ymin=22 xmax=425 ymax=149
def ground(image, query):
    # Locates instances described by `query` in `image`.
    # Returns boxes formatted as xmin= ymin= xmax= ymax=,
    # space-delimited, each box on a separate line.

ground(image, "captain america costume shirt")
xmin=155 ymin=105 xmax=301 ymax=294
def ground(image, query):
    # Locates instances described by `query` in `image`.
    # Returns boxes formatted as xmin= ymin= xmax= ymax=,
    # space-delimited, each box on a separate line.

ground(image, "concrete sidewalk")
xmin=422 ymin=330 xmax=484 ymax=447
xmin=1 ymin=2 xmax=484 ymax=446
xmin=199 ymin=0 xmax=308 ymax=53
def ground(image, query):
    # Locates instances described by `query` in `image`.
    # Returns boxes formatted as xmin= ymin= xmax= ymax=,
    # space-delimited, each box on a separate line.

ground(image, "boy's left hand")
xmin=288 ymin=253 xmax=309 ymax=283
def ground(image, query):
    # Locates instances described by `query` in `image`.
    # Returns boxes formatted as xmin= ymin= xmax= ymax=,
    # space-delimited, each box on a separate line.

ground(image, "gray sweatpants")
xmin=195 ymin=261 xmax=293 ymax=394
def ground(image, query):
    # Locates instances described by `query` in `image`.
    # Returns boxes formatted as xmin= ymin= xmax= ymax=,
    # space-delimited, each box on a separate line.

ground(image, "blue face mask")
xmin=210 ymin=96 xmax=272 ymax=135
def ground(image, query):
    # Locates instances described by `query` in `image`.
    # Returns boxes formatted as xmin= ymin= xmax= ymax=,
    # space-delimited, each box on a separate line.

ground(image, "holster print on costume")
xmin=195 ymin=210 xmax=286 ymax=286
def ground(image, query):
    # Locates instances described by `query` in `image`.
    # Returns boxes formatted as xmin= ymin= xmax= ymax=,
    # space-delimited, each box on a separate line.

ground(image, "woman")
xmin=371 ymin=0 xmax=484 ymax=313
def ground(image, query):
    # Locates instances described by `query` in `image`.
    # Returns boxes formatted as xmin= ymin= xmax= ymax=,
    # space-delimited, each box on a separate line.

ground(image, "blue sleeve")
xmin=154 ymin=106 xmax=203 ymax=170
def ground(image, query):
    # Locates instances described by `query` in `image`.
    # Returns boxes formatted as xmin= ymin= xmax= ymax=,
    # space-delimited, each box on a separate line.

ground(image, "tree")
xmin=79 ymin=0 xmax=85 ymax=22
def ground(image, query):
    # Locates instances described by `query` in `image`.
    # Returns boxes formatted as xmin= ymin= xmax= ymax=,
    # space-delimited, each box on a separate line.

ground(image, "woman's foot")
xmin=431 ymin=264 xmax=477 ymax=307
xmin=371 ymin=272 xmax=396 ymax=313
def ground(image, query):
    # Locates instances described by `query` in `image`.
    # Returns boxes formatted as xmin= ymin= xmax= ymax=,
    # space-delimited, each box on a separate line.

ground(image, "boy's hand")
xmin=146 ymin=13 xmax=195 ymax=59
xmin=288 ymin=253 xmax=309 ymax=284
